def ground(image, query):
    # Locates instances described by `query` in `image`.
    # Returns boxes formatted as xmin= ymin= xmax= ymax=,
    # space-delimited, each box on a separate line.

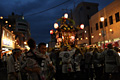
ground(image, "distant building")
xmin=89 ymin=0 xmax=120 ymax=48
xmin=73 ymin=2 xmax=99 ymax=27
xmin=1 ymin=27 xmax=15 ymax=58
xmin=72 ymin=2 xmax=99 ymax=47
xmin=8 ymin=12 xmax=31 ymax=49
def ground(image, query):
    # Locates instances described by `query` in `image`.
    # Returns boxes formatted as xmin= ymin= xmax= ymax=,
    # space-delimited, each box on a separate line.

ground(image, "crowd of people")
xmin=0 ymin=38 xmax=120 ymax=80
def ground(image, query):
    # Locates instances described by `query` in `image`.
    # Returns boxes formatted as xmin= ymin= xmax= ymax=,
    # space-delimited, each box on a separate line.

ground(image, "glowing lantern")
xmin=24 ymin=42 xmax=27 ymax=44
xmin=64 ymin=13 xmax=68 ymax=19
xmin=5 ymin=21 xmax=8 ymax=24
xmin=9 ymin=25 xmax=11 ymax=27
xmin=57 ymin=38 xmax=62 ymax=42
xmin=80 ymin=24 xmax=84 ymax=29
xmin=0 ymin=16 xmax=3 ymax=19
xmin=71 ymin=36 xmax=75 ymax=40
xmin=50 ymin=30 xmax=54 ymax=34
xmin=54 ymin=23 xmax=59 ymax=29
xmin=11 ymin=31 xmax=13 ymax=33
xmin=86 ymin=37 xmax=88 ymax=39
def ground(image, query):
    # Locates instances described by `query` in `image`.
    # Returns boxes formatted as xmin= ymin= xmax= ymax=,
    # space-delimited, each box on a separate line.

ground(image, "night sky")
xmin=0 ymin=0 xmax=114 ymax=44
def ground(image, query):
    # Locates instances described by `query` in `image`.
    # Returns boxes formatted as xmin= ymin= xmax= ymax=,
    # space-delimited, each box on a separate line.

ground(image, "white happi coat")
xmin=59 ymin=49 xmax=76 ymax=73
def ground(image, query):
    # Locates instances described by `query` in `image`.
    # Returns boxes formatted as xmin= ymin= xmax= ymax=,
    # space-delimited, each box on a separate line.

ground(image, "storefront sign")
xmin=3 ymin=38 xmax=12 ymax=46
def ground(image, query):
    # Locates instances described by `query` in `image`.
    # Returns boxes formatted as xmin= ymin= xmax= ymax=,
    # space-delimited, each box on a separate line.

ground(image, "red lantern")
xmin=50 ymin=30 xmax=54 ymax=34
xmin=80 ymin=24 xmax=84 ymax=29
xmin=57 ymin=38 xmax=62 ymax=42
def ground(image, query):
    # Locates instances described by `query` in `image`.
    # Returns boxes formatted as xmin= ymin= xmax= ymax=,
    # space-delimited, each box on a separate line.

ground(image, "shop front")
xmin=1 ymin=27 xmax=15 ymax=58
xmin=98 ymin=38 xmax=120 ymax=49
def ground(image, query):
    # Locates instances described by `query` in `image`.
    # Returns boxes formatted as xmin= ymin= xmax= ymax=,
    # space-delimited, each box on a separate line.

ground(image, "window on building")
xmin=100 ymin=22 xmax=103 ymax=28
xmin=18 ymin=23 xmax=27 ymax=26
xmin=91 ymin=27 xmax=93 ymax=33
xmin=18 ymin=29 xmax=26 ymax=31
xmin=109 ymin=16 xmax=113 ymax=25
xmin=86 ymin=6 xmax=90 ymax=10
xmin=115 ymin=12 xmax=120 ymax=22
xmin=96 ymin=23 xmax=98 ymax=30
xmin=104 ymin=18 xmax=107 ymax=27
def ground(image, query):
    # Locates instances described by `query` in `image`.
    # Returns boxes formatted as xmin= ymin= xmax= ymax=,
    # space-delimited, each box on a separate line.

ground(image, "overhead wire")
xmin=25 ymin=0 xmax=72 ymax=17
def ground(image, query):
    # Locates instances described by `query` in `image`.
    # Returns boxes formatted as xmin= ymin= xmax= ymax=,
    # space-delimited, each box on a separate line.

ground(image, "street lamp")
xmin=100 ymin=16 xmax=105 ymax=49
xmin=0 ymin=16 xmax=3 ymax=19
xmin=100 ymin=17 xmax=104 ymax=22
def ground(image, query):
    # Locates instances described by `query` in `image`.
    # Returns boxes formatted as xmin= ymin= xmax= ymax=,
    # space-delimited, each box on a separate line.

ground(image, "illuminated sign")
xmin=3 ymin=38 xmax=12 ymax=46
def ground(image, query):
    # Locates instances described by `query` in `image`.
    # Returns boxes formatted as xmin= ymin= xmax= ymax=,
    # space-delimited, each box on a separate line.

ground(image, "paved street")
xmin=0 ymin=67 xmax=7 ymax=80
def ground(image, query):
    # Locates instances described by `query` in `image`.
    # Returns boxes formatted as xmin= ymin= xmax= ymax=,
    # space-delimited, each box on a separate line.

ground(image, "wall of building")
xmin=77 ymin=26 xmax=89 ymax=46
xmin=73 ymin=2 xmax=98 ymax=27
xmin=8 ymin=13 xmax=31 ymax=49
xmin=89 ymin=0 xmax=120 ymax=45
xmin=1 ymin=27 xmax=15 ymax=56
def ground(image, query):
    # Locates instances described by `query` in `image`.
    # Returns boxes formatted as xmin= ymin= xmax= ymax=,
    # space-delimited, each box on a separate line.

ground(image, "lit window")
xmin=81 ymin=38 xmax=83 ymax=40
xmin=99 ymin=33 xmax=101 ymax=36
xmin=91 ymin=36 xmax=94 ymax=38
xmin=22 ymin=16 xmax=24 ymax=20
xmin=7 ymin=33 xmax=9 ymax=37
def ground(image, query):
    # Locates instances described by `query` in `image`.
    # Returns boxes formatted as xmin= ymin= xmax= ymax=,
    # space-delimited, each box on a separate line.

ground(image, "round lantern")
xmin=50 ymin=30 xmax=54 ymax=34
xmin=64 ymin=13 xmax=68 ymax=19
xmin=54 ymin=23 xmax=59 ymax=29
xmin=80 ymin=24 xmax=84 ymax=29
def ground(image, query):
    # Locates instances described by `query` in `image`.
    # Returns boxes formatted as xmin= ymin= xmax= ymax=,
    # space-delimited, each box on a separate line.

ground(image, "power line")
xmin=25 ymin=0 xmax=71 ymax=17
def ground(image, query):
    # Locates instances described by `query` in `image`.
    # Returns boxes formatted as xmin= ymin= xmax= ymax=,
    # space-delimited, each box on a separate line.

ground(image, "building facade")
xmin=1 ymin=27 xmax=15 ymax=57
xmin=73 ymin=2 xmax=99 ymax=46
xmin=89 ymin=0 xmax=120 ymax=48
xmin=73 ymin=2 xmax=99 ymax=27
xmin=8 ymin=13 xmax=31 ymax=49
